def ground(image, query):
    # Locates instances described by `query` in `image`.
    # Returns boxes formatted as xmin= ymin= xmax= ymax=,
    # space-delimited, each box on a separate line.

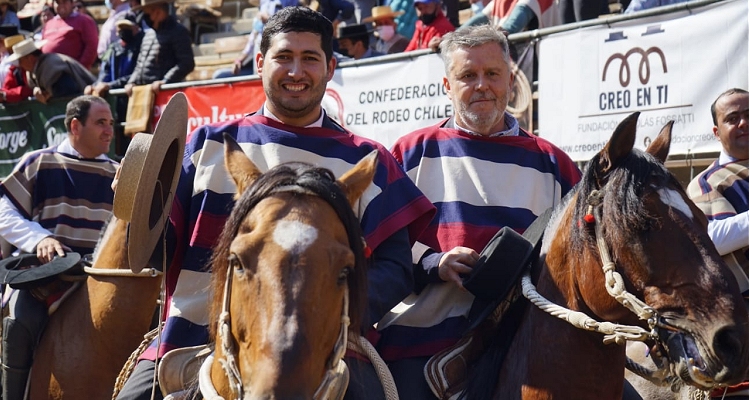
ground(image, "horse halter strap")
xmin=521 ymin=189 xmax=659 ymax=345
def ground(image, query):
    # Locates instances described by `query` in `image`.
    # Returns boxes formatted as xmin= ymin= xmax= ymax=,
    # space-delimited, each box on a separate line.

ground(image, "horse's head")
xmin=566 ymin=112 xmax=748 ymax=390
xmin=206 ymin=134 xmax=375 ymax=399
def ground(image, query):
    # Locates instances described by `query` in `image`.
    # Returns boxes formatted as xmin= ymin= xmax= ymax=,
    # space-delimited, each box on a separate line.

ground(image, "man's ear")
xmin=443 ymin=76 xmax=452 ymax=100
xmin=256 ymin=52 xmax=264 ymax=75
xmin=326 ymin=56 xmax=337 ymax=81
xmin=712 ymin=125 xmax=720 ymax=139
xmin=69 ymin=118 xmax=83 ymax=136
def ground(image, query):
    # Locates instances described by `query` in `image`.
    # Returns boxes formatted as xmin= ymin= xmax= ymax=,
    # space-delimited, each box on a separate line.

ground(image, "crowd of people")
xmin=0 ymin=1 xmax=744 ymax=400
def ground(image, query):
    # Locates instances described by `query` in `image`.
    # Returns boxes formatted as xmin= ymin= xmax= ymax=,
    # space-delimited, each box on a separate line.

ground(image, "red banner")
xmin=154 ymin=79 xmax=266 ymax=134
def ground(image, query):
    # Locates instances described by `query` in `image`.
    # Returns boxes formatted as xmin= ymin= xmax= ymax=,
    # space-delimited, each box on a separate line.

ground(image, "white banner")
xmin=538 ymin=0 xmax=748 ymax=161
xmin=323 ymin=54 xmax=453 ymax=150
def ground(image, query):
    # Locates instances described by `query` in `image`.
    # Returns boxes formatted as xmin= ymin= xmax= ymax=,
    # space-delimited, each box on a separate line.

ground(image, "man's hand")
xmin=33 ymin=87 xmax=50 ymax=104
xmin=84 ymin=85 xmax=93 ymax=95
xmin=438 ymin=246 xmax=479 ymax=288
xmin=428 ymin=35 xmax=443 ymax=52
xmin=232 ymin=60 xmax=242 ymax=75
xmin=92 ymin=82 xmax=111 ymax=97
xmin=125 ymin=83 xmax=134 ymax=97
xmin=111 ymin=164 xmax=122 ymax=193
xmin=36 ymin=237 xmax=70 ymax=264
xmin=151 ymin=80 xmax=163 ymax=94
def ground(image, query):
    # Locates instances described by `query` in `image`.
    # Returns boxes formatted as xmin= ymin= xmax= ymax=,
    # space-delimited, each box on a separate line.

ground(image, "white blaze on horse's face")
xmin=657 ymin=188 xmax=694 ymax=220
xmin=272 ymin=220 xmax=319 ymax=254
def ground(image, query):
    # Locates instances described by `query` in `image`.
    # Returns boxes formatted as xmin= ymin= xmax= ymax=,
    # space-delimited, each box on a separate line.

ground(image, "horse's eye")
xmin=228 ymin=253 xmax=243 ymax=271
xmin=337 ymin=267 xmax=351 ymax=285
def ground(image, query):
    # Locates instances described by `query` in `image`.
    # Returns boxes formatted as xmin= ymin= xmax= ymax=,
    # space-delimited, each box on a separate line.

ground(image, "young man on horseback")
xmin=113 ymin=6 xmax=435 ymax=400
xmin=0 ymin=95 xmax=118 ymax=400
xmin=380 ymin=25 xmax=581 ymax=399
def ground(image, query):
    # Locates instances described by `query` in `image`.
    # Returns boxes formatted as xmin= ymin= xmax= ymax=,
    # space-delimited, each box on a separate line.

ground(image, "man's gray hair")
xmin=439 ymin=25 xmax=511 ymax=75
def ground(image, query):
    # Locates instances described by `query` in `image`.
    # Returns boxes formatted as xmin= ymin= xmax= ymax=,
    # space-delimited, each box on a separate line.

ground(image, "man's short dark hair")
xmin=711 ymin=88 xmax=749 ymax=126
xmin=260 ymin=6 xmax=334 ymax=62
xmin=347 ymin=33 xmax=369 ymax=49
xmin=64 ymin=95 xmax=110 ymax=132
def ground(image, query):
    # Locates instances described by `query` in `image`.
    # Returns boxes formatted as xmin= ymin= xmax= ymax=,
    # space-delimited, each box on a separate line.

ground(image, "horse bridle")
xmin=521 ymin=190 xmax=659 ymax=342
xmin=198 ymin=185 xmax=353 ymax=400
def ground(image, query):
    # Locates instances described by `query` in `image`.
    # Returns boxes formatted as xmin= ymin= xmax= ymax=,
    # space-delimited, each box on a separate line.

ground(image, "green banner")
xmin=0 ymin=96 xmax=119 ymax=179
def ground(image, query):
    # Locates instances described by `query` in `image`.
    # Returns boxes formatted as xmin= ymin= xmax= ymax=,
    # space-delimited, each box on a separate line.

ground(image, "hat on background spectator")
xmin=3 ymin=34 xmax=24 ymax=50
xmin=0 ymin=25 xmax=18 ymax=39
xmin=362 ymin=5 xmax=405 ymax=23
xmin=115 ymin=18 xmax=137 ymax=28
xmin=5 ymin=38 xmax=46 ymax=62
xmin=337 ymin=24 xmax=373 ymax=39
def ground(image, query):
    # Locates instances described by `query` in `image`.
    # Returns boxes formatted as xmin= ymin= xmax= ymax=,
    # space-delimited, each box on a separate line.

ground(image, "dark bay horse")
xmin=465 ymin=112 xmax=748 ymax=399
xmin=200 ymin=135 xmax=375 ymax=399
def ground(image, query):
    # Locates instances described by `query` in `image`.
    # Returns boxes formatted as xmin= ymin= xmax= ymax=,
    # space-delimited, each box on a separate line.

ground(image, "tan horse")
xmin=200 ymin=136 xmax=375 ymax=399
xmin=27 ymin=217 xmax=163 ymax=400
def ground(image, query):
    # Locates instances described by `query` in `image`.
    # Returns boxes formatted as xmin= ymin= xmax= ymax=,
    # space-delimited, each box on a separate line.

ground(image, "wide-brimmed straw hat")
xmin=362 ymin=5 xmax=404 ymax=23
xmin=113 ymin=92 xmax=187 ymax=273
xmin=5 ymin=38 xmax=45 ymax=63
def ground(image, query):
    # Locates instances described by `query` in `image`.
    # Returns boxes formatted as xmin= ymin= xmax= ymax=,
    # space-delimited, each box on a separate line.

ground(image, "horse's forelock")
xmin=570 ymin=149 xmax=677 ymax=253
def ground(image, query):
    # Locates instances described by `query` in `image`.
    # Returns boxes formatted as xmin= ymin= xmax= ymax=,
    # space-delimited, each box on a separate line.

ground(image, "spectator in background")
xmin=0 ymin=34 xmax=32 ymax=103
xmin=624 ymin=0 xmax=690 ymax=13
xmin=0 ymin=0 xmax=20 ymax=29
xmin=32 ymin=5 xmax=55 ymax=40
xmin=462 ymin=0 xmax=562 ymax=33
xmin=212 ymin=0 xmax=297 ymax=80
xmin=97 ymin=0 xmax=131 ymax=58
xmin=124 ymin=0 xmax=194 ymax=95
xmin=312 ymin=0 xmax=354 ymax=32
xmin=405 ymin=0 xmax=454 ymax=52
xmin=337 ymin=23 xmax=382 ymax=60
xmin=0 ymin=25 xmax=18 ymax=84
xmin=42 ymin=0 xmax=99 ymax=69
xmin=559 ymin=0 xmax=607 ymax=23
xmin=74 ymin=0 xmax=96 ymax=19
xmin=363 ymin=5 xmax=409 ymax=55
xmin=86 ymin=17 xmax=143 ymax=96
xmin=7 ymin=38 xmax=95 ymax=104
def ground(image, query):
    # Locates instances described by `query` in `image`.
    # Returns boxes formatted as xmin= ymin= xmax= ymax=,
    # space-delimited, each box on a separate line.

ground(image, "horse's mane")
xmin=568 ymin=148 xmax=681 ymax=254
xmin=463 ymin=148 xmax=683 ymax=400
xmin=208 ymin=162 xmax=369 ymax=340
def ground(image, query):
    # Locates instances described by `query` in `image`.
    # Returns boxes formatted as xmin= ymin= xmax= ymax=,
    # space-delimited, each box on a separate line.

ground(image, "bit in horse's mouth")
xmin=662 ymin=329 xmax=715 ymax=389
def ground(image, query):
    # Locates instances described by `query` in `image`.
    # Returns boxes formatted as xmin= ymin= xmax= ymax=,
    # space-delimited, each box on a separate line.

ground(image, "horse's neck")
xmin=497 ymin=205 xmax=628 ymax=399
xmin=91 ymin=216 xmax=129 ymax=270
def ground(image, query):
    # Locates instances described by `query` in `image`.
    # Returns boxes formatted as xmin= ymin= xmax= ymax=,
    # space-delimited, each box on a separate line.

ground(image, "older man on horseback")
xmin=0 ymin=95 xmax=118 ymax=400
xmin=381 ymin=25 xmax=581 ymax=399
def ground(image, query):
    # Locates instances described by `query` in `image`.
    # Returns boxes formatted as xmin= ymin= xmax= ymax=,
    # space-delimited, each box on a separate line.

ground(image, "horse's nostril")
xmin=713 ymin=325 xmax=747 ymax=370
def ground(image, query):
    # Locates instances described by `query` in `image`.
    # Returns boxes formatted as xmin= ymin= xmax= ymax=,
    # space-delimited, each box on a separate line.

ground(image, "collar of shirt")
xmin=718 ymin=149 xmax=743 ymax=165
xmin=262 ymin=104 xmax=325 ymax=128
xmin=58 ymin=137 xmax=110 ymax=160
xmin=452 ymin=111 xmax=520 ymax=137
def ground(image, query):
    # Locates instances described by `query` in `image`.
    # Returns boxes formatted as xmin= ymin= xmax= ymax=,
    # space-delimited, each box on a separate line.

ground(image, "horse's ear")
xmin=599 ymin=112 xmax=639 ymax=173
xmin=223 ymin=133 xmax=262 ymax=198
xmin=337 ymin=150 xmax=378 ymax=207
xmin=645 ymin=120 xmax=673 ymax=164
